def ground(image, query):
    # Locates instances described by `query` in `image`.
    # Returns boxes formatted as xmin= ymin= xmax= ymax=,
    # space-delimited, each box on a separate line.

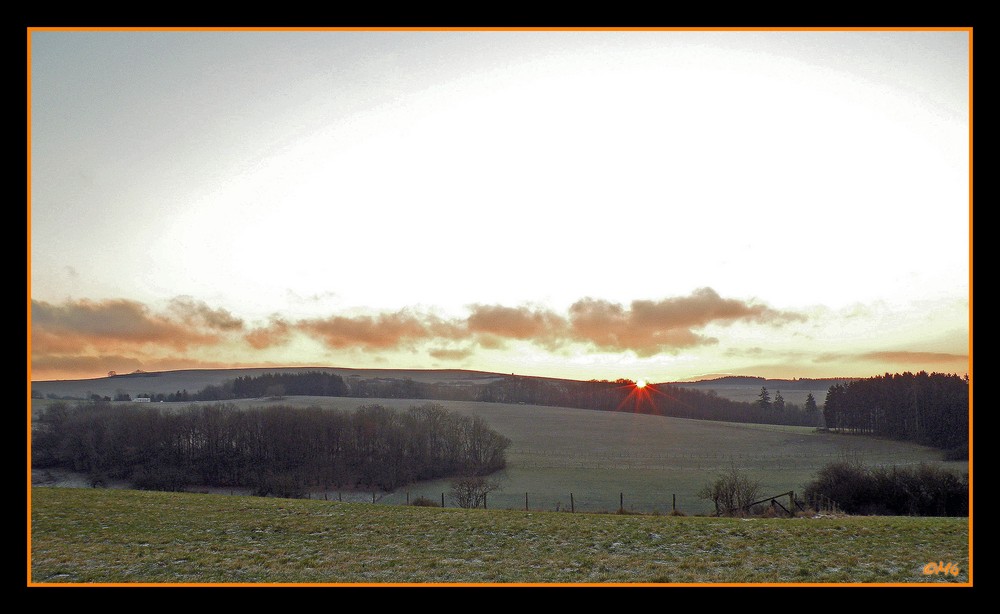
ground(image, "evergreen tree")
xmin=756 ymin=387 xmax=771 ymax=409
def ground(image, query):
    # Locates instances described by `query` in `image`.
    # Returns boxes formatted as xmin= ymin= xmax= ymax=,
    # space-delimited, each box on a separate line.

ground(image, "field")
xmin=31 ymin=394 xmax=966 ymax=515
xmin=29 ymin=369 xmax=972 ymax=585
xmin=29 ymin=487 xmax=969 ymax=584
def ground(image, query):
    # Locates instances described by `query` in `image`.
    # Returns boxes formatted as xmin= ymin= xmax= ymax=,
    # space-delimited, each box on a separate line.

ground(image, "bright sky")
xmin=28 ymin=28 xmax=971 ymax=383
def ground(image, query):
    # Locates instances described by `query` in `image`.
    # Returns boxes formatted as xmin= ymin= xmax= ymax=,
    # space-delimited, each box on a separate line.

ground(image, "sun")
xmin=635 ymin=379 xmax=647 ymax=389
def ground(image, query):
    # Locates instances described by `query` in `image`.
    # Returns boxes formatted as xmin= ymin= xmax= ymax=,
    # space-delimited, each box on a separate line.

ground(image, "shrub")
xmin=410 ymin=496 xmax=440 ymax=507
xmin=450 ymin=475 xmax=502 ymax=508
xmin=698 ymin=463 xmax=761 ymax=516
xmin=803 ymin=461 xmax=967 ymax=516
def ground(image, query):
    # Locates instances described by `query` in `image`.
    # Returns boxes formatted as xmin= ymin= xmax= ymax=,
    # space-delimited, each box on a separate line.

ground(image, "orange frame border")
xmin=26 ymin=25 xmax=973 ymax=589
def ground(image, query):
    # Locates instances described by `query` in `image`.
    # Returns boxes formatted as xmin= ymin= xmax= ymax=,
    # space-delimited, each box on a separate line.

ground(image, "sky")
xmin=28 ymin=28 xmax=972 ymax=383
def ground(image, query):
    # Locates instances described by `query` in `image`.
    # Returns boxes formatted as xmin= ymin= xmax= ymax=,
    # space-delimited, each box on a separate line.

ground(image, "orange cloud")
xmin=168 ymin=297 xmax=245 ymax=331
xmin=30 ymin=354 xmax=145 ymax=377
xmin=857 ymin=351 xmax=969 ymax=365
xmin=30 ymin=290 xmax=809 ymax=377
xmin=31 ymin=298 xmax=223 ymax=353
xmin=245 ymin=318 xmax=292 ymax=349
xmin=565 ymin=289 xmax=801 ymax=356
xmin=466 ymin=304 xmax=567 ymax=340
xmin=429 ymin=347 xmax=476 ymax=361
xmin=297 ymin=311 xmax=462 ymax=350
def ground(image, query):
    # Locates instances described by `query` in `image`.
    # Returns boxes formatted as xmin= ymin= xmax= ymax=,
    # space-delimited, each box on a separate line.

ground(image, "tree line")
xmin=823 ymin=371 xmax=968 ymax=453
xmin=69 ymin=369 xmax=968 ymax=444
xmin=476 ymin=376 xmax=822 ymax=427
xmin=803 ymin=459 xmax=967 ymax=516
xmin=105 ymin=371 xmax=821 ymax=427
xmin=32 ymin=401 xmax=510 ymax=498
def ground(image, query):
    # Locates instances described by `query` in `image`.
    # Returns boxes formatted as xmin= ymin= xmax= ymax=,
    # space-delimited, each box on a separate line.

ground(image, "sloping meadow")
xmin=30 ymin=487 xmax=969 ymax=584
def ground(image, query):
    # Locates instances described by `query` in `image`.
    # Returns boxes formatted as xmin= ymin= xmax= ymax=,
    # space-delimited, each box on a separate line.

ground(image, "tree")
xmin=773 ymin=390 xmax=785 ymax=411
xmin=756 ymin=387 xmax=771 ymax=410
xmin=449 ymin=475 xmax=503 ymax=509
xmin=698 ymin=463 xmax=761 ymax=516
xmin=804 ymin=393 xmax=818 ymax=413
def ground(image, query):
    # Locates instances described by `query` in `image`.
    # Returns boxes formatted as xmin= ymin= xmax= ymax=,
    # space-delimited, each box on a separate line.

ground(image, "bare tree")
xmin=449 ymin=475 xmax=503 ymax=509
xmin=698 ymin=462 xmax=761 ymax=516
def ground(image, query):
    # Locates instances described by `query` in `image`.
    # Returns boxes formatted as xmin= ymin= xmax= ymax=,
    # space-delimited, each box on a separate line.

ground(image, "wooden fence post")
xmin=525 ymin=492 xmax=528 ymax=511
xmin=672 ymin=493 xmax=676 ymax=512
xmin=620 ymin=492 xmax=624 ymax=512
xmin=484 ymin=492 xmax=487 ymax=509
xmin=570 ymin=492 xmax=575 ymax=513
xmin=441 ymin=492 xmax=445 ymax=508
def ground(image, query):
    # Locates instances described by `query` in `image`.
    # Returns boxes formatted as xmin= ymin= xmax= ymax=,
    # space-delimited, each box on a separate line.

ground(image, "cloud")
xmin=244 ymin=318 xmax=292 ymax=349
xmin=30 ymin=289 xmax=809 ymax=379
xmin=857 ymin=351 xmax=969 ymax=365
xmin=30 ymin=353 xmax=146 ymax=376
xmin=297 ymin=310 xmax=462 ymax=351
xmin=813 ymin=350 xmax=969 ymax=368
xmin=466 ymin=304 xmax=567 ymax=339
xmin=565 ymin=288 xmax=803 ymax=356
xmin=168 ymin=297 xmax=245 ymax=331
xmin=31 ymin=298 xmax=223 ymax=352
xmin=429 ymin=347 xmax=476 ymax=361
xmin=724 ymin=346 xmax=765 ymax=357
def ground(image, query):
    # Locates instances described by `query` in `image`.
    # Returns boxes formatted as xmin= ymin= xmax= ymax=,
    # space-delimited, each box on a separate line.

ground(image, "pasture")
xmin=32 ymin=395 xmax=967 ymax=516
xmin=204 ymin=397 xmax=965 ymax=515
xmin=29 ymin=487 xmax=970 ymax=584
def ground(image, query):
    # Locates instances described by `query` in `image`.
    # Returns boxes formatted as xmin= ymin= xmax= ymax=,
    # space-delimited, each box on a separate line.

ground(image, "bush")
xmin=410 ymin=496 xmax=440 ymax=507
xmin=132 ymin=465 xmax=191 ymax=492
xmin=698 ymin=463 xmax=761 ymax=516
xmin=803 ymin=461 xmax=967 ymax=516
xmin=450 ymin=475 xmax=502 ymax=509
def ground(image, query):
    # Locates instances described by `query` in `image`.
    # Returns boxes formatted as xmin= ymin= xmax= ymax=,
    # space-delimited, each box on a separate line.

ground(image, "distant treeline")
xmin=476 ymin=377 xmax=822 ymax=427
xmin=95 ymin=370 xmax=968 ymax=450
xmin=128 ymin=371 xmax=482 ymax=403
xmin=33 ymin=402 xmax=510 ymax=497
xmin=125 ymin=371 xmax=822 ymax=426
xmin=823 ymin=372 xmax=968 ymax=453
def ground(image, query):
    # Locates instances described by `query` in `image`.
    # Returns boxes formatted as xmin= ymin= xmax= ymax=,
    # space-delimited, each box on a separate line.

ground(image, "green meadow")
xmin=119 ymin=396 xmax=964 ymax=516
xmin=29 ymin=487 xmax=969 ymax=585
xmin=29 ymin=392 xmax=970 ymax=585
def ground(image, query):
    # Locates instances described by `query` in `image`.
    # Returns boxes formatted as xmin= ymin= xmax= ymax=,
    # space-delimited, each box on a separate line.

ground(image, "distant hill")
xmin=31 ymin=367 xmax=856 ymax=402
xmin=669 ymin=376 xmax=858 ymax=406
xmin=31 ymin=366 xmax=837 ymax=428
xmin=30 ymin=367 xmax=507 ymax=400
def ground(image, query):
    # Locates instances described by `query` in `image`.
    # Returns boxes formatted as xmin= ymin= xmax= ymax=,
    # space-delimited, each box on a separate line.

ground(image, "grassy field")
xmin=48 ymin=395 xmax=962 ymax=516
xmin=29 ymin=487 xmax=970 ymax=585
